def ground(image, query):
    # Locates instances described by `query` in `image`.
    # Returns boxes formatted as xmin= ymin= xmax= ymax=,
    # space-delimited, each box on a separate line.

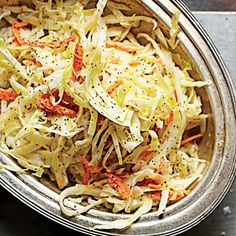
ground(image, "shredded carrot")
xmin=12 ymin=21 xmax=75 ymax=48
xmin=165 ymin=111 xmax=174 ymax=125
xmin=174 ymin=90 xmax=178 ymax=102
xmin=83 ymin=167 xmax=91 ymax=185
xmin=181 ymin=133 xmax=203 ymax=146
xmin=80 ymin=156 xmax=103 ymax=184
xmin=107 ymin=79 xmax=123 ymax=95
xmin=13 ymin=21 xmax=29 ymax=28
xmin=38 ymin=95 xmax=77 ymax=117
xmin=155 ymin=163 xmax=164 ymax=174
xmin=80 ymin=156 xmax=103 ymax=174
xmin=106 ymin=41 xmax=138 ymax=52
xmin=73 ymin=43 xmax=83 ymax=73
xmin=148 ymin=184 xmax=162 ymax=190
xmin=151 ymin=67 xmax=157 ymax=74
xmin=12 ymin=21 xmax=28 ymax=46
xmin=105 ymin=173 xmax=131 ymax=200
xmin=111 ymin=57 xmax=121 ymax=64
xmin=71 ymin=43 xmax=83 ymax=81
xmin=80 ymin=156 xmax=90 ymax=165
xmin=0 ymin=88 xmax=18 ymax=101
xmin=128 ymin=61 xmax=139 ymax=67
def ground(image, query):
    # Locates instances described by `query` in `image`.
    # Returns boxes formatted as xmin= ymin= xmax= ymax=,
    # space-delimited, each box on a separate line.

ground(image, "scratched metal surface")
xmin=0 ymin=9 xmax=235 ymax=236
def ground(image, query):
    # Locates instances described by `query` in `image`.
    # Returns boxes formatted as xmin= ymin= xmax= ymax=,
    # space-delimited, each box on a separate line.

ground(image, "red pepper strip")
xmin=140 ymin=150 xmax=153 ymax=161
xmin=12 ymin=21 xmax=29 ymax=46
xmin=181 ymin=133 xmax=204 ymax=146
xmin=0 ymin=88 xmax=18 ymax=101
xmin=105 ymin=173 xmax=131 ymax=200
xmin=165 ymin=111 xmax=174 ymax=125
xmin=72 ymin=43 xmax=83 ymax=81
xmin=38 ymin=95 xmax=77 ymax=117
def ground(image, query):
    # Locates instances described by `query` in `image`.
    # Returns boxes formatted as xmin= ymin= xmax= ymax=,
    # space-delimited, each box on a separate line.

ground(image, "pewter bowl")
xmin=0 ymin=0 xmax=235 ymax=235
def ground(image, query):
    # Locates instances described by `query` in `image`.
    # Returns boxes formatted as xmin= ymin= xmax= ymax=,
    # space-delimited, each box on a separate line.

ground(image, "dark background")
xmin=0 ymin=0 xmax=235 ymax=236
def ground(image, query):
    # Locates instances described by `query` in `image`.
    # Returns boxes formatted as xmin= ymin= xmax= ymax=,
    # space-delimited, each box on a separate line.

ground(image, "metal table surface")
xmin=0 ymin=9 xmax=235 ymax=236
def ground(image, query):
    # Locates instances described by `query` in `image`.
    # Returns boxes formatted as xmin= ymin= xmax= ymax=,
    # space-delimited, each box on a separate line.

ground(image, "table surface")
xmin=0 ymin=2 xmax=236 ymax=236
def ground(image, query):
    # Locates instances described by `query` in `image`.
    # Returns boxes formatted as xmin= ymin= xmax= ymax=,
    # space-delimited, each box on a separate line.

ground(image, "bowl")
xmin=0 ymin=0 xmax=235 ymax=235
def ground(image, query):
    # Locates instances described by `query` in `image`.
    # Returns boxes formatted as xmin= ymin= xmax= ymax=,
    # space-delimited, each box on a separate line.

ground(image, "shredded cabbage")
xmin=93 ymin=196 xmax=152 ymax=230
xmin=0 ymin=0 xmax=210 ymax=231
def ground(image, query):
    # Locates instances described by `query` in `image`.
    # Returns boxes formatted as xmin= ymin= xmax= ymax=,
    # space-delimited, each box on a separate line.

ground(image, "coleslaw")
xmin=0 ymin=0 xmax=210 ymax=230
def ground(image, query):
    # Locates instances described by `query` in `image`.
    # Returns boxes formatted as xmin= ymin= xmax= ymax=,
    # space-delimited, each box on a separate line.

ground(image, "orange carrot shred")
xmin=106 ymin=79 xmax=123 ymax=95
xmin=0 ymin=88 xmax=18 ymax=101
xmin=105 ymin=173 xmax=131 ymax=200
xmin=71 ymin=43 xmax=83 ymax=81
xmin=181 ymin=133 xmax=203 ymax=146
xmin=165 ymin=111 xmax=174 ymax=125
xmin=147 ymin=184 xmax=162 ymax=190
xmin=80 ymin=156 xmax=103 ymax=185
xmin=13 ymin=21 xmax=29 ymax=28
xmin=12 ymin=21 xmax=28 ymax=46
xmin=174 ymin=90 xmax=178 ymax=102
xmin=38 ymin=95 xmax=77 ymax=117
xmin=128 ymin=61 xmax=139 ymax=67
xmin=106 ymin=41 xmax=138 ymax=52
xmin=12 ymin=21 xmax=75 ymax=48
